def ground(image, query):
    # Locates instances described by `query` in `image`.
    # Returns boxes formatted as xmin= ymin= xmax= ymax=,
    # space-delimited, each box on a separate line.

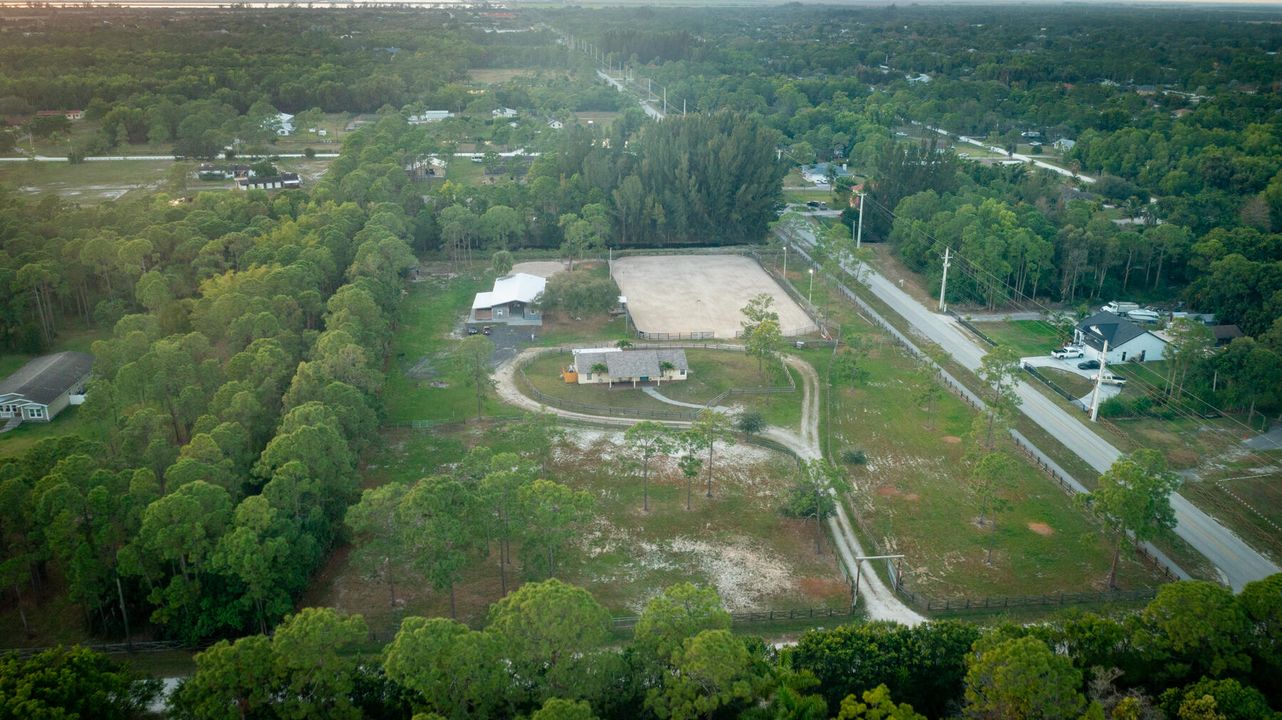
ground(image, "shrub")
xmin=841 ymin=448 xmax=867 ymax=465
xmin=539 ymin=270 xmax=619 ymax=316
xmin=736 ymin=411 xmax=765 ymax=435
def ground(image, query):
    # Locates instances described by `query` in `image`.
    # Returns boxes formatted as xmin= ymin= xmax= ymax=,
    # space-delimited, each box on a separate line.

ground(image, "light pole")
xmin=808 ymin=267 xmax=815 ymax=304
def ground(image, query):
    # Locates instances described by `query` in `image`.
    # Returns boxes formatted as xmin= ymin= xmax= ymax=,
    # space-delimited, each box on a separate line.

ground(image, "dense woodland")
xmin=1 ymin=5 xmax=1281 ymax=718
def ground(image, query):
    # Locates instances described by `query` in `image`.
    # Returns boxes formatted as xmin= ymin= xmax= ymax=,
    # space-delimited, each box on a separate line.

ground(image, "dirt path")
xmin=495 ymin=346 xmax=925 ymax=625
xmin=765 ymin=357 xmax=925 ymax=627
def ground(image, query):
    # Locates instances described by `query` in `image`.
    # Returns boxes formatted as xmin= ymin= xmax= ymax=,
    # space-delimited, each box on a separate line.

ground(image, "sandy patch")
xmin=903 ymin=493 xmax=920 ymax=502
xmin=1027 ymin=522 xmax=1054 ymax=536
xmin=876 ymin=485 xmax=902 ymax=497
xmin=612 ymin=255 xmax=816 ymax=339
xmin=511 ymin=261 xmax=567 ymax=279
xmin=941 ymin=435 xmax=962 ymax=444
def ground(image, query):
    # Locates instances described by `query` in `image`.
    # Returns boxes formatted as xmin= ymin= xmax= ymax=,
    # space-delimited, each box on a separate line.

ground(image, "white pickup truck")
xmin=1051 ymin=346 xmax=1084 ymax=359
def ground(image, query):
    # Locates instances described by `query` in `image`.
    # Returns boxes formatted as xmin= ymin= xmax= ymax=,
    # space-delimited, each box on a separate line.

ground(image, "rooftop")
xmin=472 ymin=273 xmax=546 ymax=310
xmin=1076 ymin=311 xmax=1158 ymax=351
xmin=574 ymin=349 xmax=688 ymax=378
xmin=0 ymin=351 xmax=94 ymax=405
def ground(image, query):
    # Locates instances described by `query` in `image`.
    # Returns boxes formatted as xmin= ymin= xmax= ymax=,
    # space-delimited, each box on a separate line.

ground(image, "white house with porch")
xmin=0 ymin=352 xmax=93 ymax=428
xmin=1075 ymin=311 xmax=1167 ymax=363
xmin=568 ymin=348 xmax=689 ymax=387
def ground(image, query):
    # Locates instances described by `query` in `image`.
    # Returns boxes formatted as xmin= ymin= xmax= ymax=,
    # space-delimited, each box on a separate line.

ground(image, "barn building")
xmin=470 ymin=273 xmax=546 ymax=326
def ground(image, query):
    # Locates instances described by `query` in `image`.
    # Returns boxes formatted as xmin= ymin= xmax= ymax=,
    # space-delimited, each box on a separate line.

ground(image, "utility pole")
xmin=1089 ymin=340 xmax=1109 ymax=422
xmin=783 ymin=243 xmax=788 ymax=279
xmin=683 ymin=98 xmax=686 ymax=115
xmin=938 ymin=246 xmax=951 ymax=312
xmin=855 ymin=191 xmax=865 ymax=249
xmin=663 ymin=87 xmax=668 ymax=115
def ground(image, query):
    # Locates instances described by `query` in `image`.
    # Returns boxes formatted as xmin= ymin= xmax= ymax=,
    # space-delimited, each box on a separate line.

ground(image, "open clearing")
xmin=0 ymin=160 xmax=181 ymax=202
xmin=612 ymin=255 xmax=816 ymax=339
xmin=467 ymin=68 xmax=538 ymax=83
xmin=511 ymin=260 xmax=567 ymax=278
xmin=307 ymin=426 xmax=847 ymax=635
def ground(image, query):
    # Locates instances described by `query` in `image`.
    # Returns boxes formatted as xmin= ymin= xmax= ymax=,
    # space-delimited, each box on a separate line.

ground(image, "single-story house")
xmin=37 ymin=109 xmax=84 ymax=121
xmin=1210 ymin=325 xmax=1244 ymax=347
xmin=408 ymin=111 xmax=453 ymax=124
xmin=492 ymin=107 xmax=518 ymax=118
xmin=1053 ymin=138 xmax=1076 ymax=152
xmin=800 ymin=162 xmax=851 ymax=185
xmin=239 ymin=173 xmax=301 ymax=191
xmin=0 ymin=351 xmax=93 ymax=424
xmin=568 ymin=348 xmax=689 ymax=387
xmin=1074 ymin=311 xmax=1167 ymax=363
xmin=470 ymin=272 xmax=546 ymax=325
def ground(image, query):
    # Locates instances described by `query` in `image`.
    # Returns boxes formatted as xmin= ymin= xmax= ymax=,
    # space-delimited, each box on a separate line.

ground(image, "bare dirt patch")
xmin=1027 ymin=522 xmax=1055 ymax=536
xmin=876 ymin=485 xmax=902 ymax=498
xmin=942 ymin=435 xmax=962 ymax=444
xmin=511 ymin=261 xmax=567 ymax=279
xmin=612 ymin=255 xmax=816 ymax=339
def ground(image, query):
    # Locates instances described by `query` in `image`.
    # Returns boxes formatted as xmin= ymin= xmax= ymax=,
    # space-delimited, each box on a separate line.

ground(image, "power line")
xmin=854 ymin=191 xmax=1280 ymax=471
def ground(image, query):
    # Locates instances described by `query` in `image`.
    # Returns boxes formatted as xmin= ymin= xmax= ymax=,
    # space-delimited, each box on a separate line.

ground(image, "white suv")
xmin=1051 ymin=346 xmax=1084 ymax=359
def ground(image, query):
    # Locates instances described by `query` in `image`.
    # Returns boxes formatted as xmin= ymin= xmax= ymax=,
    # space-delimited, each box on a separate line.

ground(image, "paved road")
xmin=786 ymin=221 xmax=1279 ymax=590
xmin=910 ymin=121 xmax=1097 ymax=185
xmin=598 ymin=70 xmax=666 ymax=120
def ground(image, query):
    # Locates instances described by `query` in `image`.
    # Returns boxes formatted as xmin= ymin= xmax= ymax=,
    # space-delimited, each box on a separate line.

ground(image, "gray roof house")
xmin=1074 ymin=312 xmax=1167 ymax=363
xmin=571 ymin=348 xmax=688 ymax=386
xmin=0 ymin=351 xmax=94 ymax=426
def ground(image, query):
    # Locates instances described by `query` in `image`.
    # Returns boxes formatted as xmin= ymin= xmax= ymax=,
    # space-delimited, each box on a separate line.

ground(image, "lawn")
xmin=0 ymin=325 xmax=109 ymax=460
xmin=382 ymin=273 xmax=510 ymax=425
xmin=0 ymin=160 xmax=184 ymax=203
xmin=776 ymin=260 xmax=1168 ymax=599
xmin=306 ymin=425 xmax=849 ymax=637
xmin=519 ymin=347 xmax=803 ymax=431
xmin=978 ymin=319 xmax=1070 ymax=358
xmin=1181 ymin=472 xmax=1282 ymax=565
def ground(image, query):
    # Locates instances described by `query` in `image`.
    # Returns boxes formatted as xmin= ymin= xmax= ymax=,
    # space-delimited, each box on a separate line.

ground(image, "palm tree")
xmin=591 ymin=362 xmax=610 ymax=388
xmin=659 ymin=360 xmax=675 ymax=385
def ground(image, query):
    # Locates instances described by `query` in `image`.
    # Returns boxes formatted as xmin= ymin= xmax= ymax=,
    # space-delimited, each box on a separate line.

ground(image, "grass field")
xmin=521 ymin=348 xmax=803 ymax=430
xmin=307 ymin=425 xmax=849 ymax=636
xmin=778 ymin=266 xmax=1168 ymax=599
xmin=825 ymin=253 xmax=1223 ymax=583
xmin=574 ymin=111 xmax=622 ymax=128
xmin=382 ymin=274 xmax=510 ymax=425
xmin=467 ymin=68 xmax=538 ymax=84
xmin=978 ymin=319 xmax=1070 ymax=357
xmin=0 ymin=160 xmax=183 ymax=202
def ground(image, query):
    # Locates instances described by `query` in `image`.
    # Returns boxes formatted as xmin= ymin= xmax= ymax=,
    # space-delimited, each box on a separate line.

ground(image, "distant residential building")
xmin=239 ymin=173 xmax=302 ymax=191
xmin=36 ymin=109 xmax=84 ymax=121
xmin=1075 ymin=311 xmax=1167 ymax=363
xmin=906 ymin=73 xmax=931 ymax=84
xmin=264 ymin=112 xmax=295 ymax=136
xmin=800 ymin=162 xmax=851 ymax=185
xmin=547 ymin=119 xmax=564 ymax=129
xmin=0 ymin=352 xmax=93 ymax=425
xmin=1053 ymin=138 xmax=1076 ymax=152
xmin=492 ymin=107 xmax=518 ymax=118
xmin=1209 ymin=325 xmax=1244 ymax=347
xmin=408 ymin=110 xmax=454 ymax=124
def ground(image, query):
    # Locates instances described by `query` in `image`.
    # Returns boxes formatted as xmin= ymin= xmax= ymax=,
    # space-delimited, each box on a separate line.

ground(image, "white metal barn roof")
xmin=472 ymin=273 xmax=547 ymax=310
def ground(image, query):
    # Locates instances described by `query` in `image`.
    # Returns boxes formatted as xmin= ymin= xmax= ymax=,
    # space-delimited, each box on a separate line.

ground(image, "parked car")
xmin=1052 ymin=346 xmax=1084 ymax=359
xmin=1077 ymin=359 xmax=1100 ymax=370
xmin=1093 ymin=373 xmax=1127 ymax=386
xmin=482 ymin=326 xmax=493 ymax=336
xmin=466 ymin=326 xmax=479 ymax=335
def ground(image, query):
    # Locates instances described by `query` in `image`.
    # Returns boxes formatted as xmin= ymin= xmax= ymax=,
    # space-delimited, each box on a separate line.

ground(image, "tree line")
xmin=6 ymin=574 xmax=1282 ymax=719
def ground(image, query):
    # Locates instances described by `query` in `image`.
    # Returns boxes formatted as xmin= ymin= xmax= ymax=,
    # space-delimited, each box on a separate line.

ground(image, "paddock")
xmin=611 ymin=255 xmax=817 ymax=339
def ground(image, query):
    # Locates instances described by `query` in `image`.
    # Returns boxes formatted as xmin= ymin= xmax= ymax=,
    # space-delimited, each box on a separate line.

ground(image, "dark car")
xmin=466 ymin=326 xmax=479 ymax=335
xmin=1077 ymin=359 xmax=1100 ymax=370
xmin=482 ymin=326 xmax=493 ymax=336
